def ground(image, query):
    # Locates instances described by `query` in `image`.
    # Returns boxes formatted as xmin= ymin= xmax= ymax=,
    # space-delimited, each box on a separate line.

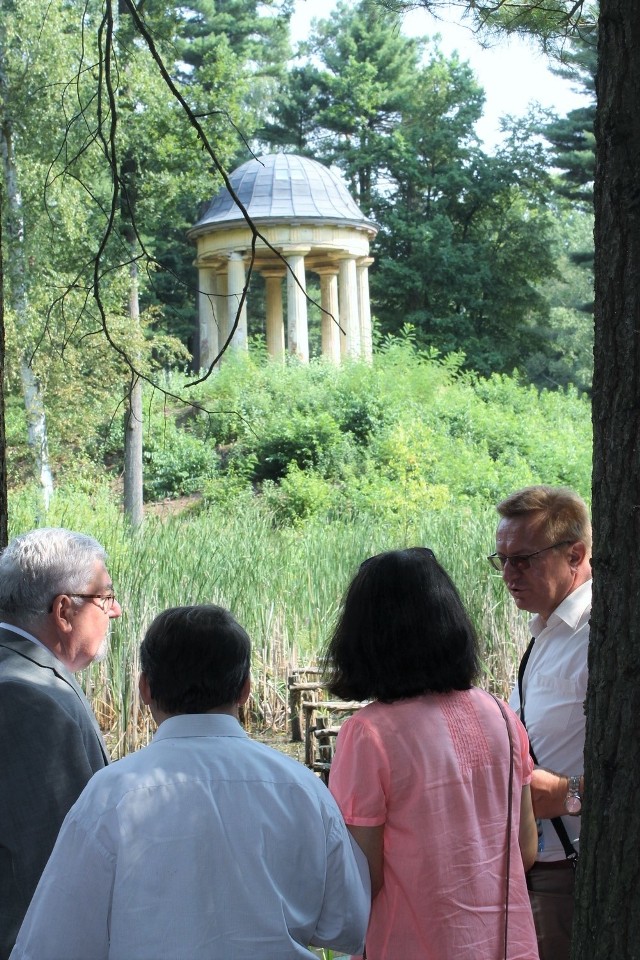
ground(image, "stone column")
xmin=227 ymin=252 xmax=248 ymax=351
xmin=316 ymin=266 xmax=341 ymax=365
xmin=338 ymin=257 xmax=360 ymax=359
xmin=263 ymin=269 xmax=286 ymax=360
xmin=285 ymin=248 xmax=310 ymax=363
xmin=214 ymin=267 xmax=228 ymax=352
xmin=197 ymin=266 xmax=218 ymax=371
xmin=357 ymin=256 xmax=375 ymax=363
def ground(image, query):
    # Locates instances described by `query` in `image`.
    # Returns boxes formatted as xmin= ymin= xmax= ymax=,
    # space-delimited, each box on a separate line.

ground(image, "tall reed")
xmin=9 ymin=486 xmax=529 ymax=756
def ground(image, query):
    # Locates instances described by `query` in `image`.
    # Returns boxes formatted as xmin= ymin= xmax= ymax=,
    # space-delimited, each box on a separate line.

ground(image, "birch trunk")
xmin=123 ymin=256 xmax=143 ymax=527
xmin=0 ymin=105 xmax=54 ymax=509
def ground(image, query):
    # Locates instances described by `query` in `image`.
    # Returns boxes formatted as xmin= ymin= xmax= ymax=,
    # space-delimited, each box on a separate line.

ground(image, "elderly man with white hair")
xmin=0 ymin=527 xmax=121 ymax=959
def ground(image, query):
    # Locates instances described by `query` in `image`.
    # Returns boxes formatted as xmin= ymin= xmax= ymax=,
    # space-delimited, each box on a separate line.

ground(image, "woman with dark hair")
xmin=324 ymin=548 xmax=538 ymax=960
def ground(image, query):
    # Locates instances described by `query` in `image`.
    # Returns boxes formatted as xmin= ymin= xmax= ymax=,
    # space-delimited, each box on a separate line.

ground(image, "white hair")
xmin=0 ymin=527 xmax=106 ymax=628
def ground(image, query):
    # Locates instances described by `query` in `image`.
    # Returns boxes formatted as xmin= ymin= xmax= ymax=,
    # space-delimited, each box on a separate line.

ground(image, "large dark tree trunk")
xmin=573 ymin=2 xmax=640 ymax=957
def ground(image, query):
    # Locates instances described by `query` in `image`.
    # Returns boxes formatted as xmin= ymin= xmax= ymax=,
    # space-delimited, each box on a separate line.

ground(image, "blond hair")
xmin=497 ymin=485 xmax=591 ymax=552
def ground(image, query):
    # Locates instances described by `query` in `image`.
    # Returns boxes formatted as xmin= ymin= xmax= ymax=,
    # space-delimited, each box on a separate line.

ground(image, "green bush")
xmin=143 ymin=424 xmax=218 ymax=500
xmin=7 ymin=334 xmax=591 ymax=519
xmin=246 ymin=409 xmax=344 ymax=483
xmin=262 ymin=464 xmax=335 ymax=524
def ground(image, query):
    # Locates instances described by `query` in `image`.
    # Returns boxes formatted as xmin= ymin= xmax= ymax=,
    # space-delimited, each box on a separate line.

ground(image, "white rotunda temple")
xmin=188 ymin=153 xmax=378 ymax=367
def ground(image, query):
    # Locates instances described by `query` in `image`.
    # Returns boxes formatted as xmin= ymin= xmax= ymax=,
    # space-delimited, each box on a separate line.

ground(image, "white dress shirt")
xmin=10 ymin=713 xmax=370 ymax=960
xmin=510 ymin=579 xmax=591 ymax=861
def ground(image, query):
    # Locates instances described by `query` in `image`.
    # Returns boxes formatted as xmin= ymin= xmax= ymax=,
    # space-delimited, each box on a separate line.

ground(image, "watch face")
xmin=566 ymin=795 xmax=582 ymax=815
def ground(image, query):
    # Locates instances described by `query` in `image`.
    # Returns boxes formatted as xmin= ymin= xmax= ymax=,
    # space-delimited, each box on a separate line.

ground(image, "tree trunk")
xmin=0 ymin=116 xmax=54 ymax=510
xmin=573 ymin=2 xmax=640 ymax=957
xmin=123 ymin=257 xmax=144 ymax=527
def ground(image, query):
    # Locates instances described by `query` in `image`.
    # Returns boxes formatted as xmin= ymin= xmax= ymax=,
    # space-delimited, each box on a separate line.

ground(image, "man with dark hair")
xmin=0 ymin=527 xmax=121 ymax=960
xmin=490 ymin=485 xmax=592 ymax=960
xmin=10 ymin=605 xmax=370 ymax=960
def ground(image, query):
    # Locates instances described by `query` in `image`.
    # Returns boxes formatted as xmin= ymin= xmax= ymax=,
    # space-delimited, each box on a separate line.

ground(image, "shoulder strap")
xmin=517 ymin=637 xmax=535 ymax=728
xmin=489 ymin=693 xmax=514 ymax=960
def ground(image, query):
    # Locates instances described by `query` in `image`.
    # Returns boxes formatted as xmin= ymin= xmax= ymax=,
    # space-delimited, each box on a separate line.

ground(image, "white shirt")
xmin=509 ymin=579 xmax=591 ymax=861
xmin=10 ymin=714 xmax=370 ymax=960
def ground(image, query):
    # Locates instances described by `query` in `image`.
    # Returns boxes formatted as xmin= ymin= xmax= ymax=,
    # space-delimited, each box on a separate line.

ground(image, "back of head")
xmin=140 ymin=605 xmax=251 ymax=714
xmin=0 ymin=527 xmax=105 ymax=629
xmin=323 ymin=547 xmax=479 ymax=702
xmin=496 ymin=485 xmax=592 ymax=553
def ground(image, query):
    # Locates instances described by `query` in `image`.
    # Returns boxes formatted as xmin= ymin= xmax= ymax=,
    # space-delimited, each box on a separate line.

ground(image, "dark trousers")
xmin=527 ymin=860 xmax=575 ymax=960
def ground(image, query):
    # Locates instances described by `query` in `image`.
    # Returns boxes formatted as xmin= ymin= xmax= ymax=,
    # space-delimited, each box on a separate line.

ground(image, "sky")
xmin=289 ymin=0 xmax=591 ymax=151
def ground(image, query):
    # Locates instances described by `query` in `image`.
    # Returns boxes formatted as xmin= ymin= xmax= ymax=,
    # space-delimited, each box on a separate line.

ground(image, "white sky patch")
xmin=290 ymin=0 xmax=592 ymax=151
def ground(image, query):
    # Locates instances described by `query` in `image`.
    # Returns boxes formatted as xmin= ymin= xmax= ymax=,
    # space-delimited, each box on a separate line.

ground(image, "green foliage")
xmin=124 ymin=341 xmax=590 ymax=519
xmin=382 ymin=1 xmax=596 ymax=54
xmin=525 ymin=206 xmax=594 ymax=392
xmin=262 ymin=2 xmax=565 ymax=378
xmin=6 ymin=320 xmax=591 ymax=520
xmin=249 ymin=410 xmax=343 ymax=483
xmin=143 ymin=421 xmax=219 ymax=500
xmin=262 ymin=464 xmax=335 ymax=524
xmin=7 ymin=341 xmax=590 ymax=745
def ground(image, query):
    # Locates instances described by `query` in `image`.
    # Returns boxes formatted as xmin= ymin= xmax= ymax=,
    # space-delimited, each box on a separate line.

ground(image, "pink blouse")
xmin=329 ymin=688 xmax=538 ymax=960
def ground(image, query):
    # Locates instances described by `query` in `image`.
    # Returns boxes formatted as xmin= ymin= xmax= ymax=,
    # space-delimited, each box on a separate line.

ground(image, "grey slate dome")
xmin=190 ymin=153 xmax=376 ymax=236
xmin=190 ymin=152 xmax=377 ymax=369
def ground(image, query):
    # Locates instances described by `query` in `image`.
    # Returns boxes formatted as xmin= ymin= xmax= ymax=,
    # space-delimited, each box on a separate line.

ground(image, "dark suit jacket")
xmin=0 ymin=629 xmax=109 ymax=959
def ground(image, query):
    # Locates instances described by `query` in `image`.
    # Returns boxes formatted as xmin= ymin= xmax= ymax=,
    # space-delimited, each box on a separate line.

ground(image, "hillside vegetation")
xmin=8 ymin=334 xmax=591 ymax=752
xmin=109 ymin=329 xmax=591 ymax=519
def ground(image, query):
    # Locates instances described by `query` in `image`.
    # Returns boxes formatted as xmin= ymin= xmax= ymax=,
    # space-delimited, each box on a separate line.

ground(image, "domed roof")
xmin=190 ymin=153 xmax=376 ymax=235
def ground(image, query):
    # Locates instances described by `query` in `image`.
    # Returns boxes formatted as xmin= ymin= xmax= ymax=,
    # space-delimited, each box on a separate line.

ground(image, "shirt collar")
xmin=151 ymin=713 xmax=249 ymax=743
xmin=529 ymin=578 xmax=592 ymax=637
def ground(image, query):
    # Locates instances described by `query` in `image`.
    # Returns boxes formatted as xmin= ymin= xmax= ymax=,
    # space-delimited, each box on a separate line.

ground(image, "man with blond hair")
xmin=489 ymin=485 xmax=592 ymax=960
xmin=0 ymin=527 xmax=121 ymax=959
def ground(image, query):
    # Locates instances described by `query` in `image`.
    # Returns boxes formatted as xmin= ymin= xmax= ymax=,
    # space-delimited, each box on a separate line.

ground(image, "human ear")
xmin=51 ymin=595 xmax=75 ymax=634
xmin=568 ymin=541 xmax=587 ymax=568
xmin=138 ymin=672 xmax=152 ymax=706
xmin=238 ymin=675 xmax=251 ymax=706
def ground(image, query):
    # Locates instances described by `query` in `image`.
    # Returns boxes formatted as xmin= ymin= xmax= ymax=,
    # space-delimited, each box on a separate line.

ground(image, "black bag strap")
xmin=517 ymin=639 xmax=579 ymax=864
xmin=489 ymin=693 xmax=515 ymax=960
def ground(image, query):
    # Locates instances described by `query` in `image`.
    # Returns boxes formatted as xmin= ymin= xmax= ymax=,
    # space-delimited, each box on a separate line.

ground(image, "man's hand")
xmin=530 ymin=768 xmax=584 ymax=819
xmin=531 ymin=768 xmax=566 ymax=819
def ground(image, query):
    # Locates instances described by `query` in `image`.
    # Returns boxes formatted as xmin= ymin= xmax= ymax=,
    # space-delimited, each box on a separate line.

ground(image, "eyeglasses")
xmin=487 ymin=541 xmax=573 ymax=572
xmin=67 ymin=593 xmax=118 ymax=613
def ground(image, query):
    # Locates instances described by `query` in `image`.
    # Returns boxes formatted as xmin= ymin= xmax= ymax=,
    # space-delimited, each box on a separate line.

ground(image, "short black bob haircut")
xmin=140 ymin=605 xmax=251 ymax=715
xmin=323 ymin=548 xmax=479 ymax=702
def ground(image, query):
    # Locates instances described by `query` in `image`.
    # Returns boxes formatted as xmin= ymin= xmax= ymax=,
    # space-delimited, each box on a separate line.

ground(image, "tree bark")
xmin=573 ymin=2 xmax=640 ymax=957
xmin=123 ymin=257 xmax=144 ymax=528
xmin=0 ymin=96 xmax=54 ymax=510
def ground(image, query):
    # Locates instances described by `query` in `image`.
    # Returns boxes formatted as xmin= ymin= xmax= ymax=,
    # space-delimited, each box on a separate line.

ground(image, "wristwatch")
xmin=565 ymin=775 xmax=582 ymax=815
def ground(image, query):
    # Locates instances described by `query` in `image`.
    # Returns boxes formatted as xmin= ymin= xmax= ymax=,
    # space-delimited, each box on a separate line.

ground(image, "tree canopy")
xmin=263 ymin=0 xmax=567 ymax=376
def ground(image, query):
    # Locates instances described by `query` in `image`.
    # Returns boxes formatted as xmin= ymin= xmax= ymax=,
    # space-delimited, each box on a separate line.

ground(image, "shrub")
xmin=262 ymin=465 xmax=335 ymax=524
xmin=143 ymin=425 xmax=218 ymax=500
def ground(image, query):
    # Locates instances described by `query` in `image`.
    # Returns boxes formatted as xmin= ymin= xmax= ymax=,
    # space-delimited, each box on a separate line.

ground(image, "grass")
xmin=9 ymin=484 xmax=529 ymax=757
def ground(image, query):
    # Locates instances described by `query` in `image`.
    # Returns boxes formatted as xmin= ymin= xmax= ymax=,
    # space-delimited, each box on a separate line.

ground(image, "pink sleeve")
xmin=329 ymin=715 xmax=388 ymax=827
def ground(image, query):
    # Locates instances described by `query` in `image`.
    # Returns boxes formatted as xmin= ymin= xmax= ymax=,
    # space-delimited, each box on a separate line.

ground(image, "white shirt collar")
xmin=152 ymin=713 xmax=249 ymax=743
